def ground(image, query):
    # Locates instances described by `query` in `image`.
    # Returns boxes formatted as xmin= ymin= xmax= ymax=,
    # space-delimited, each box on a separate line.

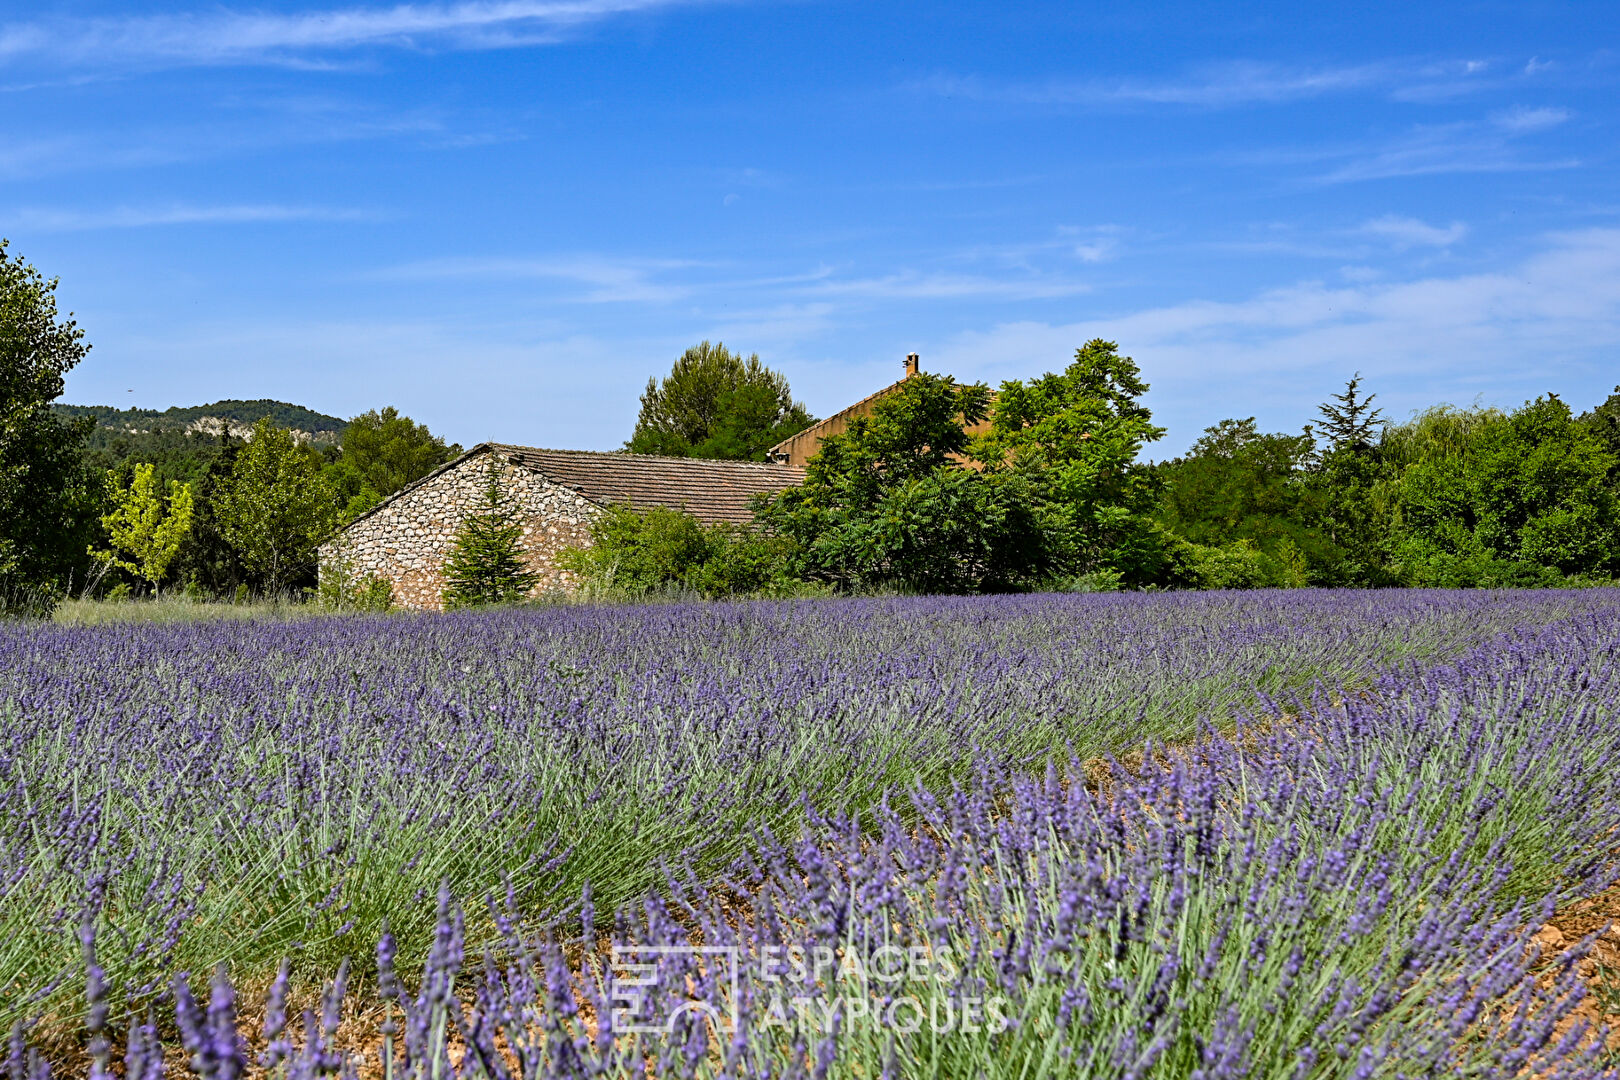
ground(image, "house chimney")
xmin=904 ymin=352 xmax=920 ymax=378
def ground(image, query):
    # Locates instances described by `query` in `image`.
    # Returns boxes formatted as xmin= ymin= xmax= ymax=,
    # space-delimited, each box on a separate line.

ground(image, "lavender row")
xmin=0 ymin=589 xmax=1615 ymax=1034
xmin=17 ymin=595 xmax=1620 ymax=1077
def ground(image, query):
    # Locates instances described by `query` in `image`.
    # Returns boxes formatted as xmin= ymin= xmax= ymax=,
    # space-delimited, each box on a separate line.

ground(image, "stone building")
xmin=321 ymin=443 xmax=806 ymax=609
xmin=766 ymin=352 xmax=995 ymax=467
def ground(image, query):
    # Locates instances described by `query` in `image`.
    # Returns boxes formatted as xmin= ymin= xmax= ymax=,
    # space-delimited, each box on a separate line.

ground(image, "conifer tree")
xmin=441 ymin=458 xmax=538 ymax=608
xmin=1316 ymin=373 xmax=1386 ymax=451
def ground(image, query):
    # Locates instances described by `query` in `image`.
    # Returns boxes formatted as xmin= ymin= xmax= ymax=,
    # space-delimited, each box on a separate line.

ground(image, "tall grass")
xmin=49 ymin=592 xmax=321 ymax=625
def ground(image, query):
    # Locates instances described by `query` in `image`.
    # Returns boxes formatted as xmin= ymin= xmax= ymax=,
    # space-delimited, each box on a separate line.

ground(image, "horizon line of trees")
xmin=9 ymin=238 xmax=1620 ymax=613
xmin=1 ymin=240 xmax=469 ymax=610
xmin=578 ymin=340 xmax=1620 ymax=597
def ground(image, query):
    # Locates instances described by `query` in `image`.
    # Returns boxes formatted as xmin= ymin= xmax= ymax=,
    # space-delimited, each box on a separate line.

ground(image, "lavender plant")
xmin=12 ymin=596 xmax=1620 ymax=1076
xmin=1 ymin=588 xmax=1618 ymax=1067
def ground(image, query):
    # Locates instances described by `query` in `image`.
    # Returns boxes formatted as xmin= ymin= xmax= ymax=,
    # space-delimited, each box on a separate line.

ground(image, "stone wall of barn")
xmin=318 ymin=448 xmax=602 ymax=610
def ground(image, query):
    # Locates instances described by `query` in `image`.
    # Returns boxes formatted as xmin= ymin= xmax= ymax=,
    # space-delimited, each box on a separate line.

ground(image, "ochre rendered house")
xmin=320 ymin=443 xmax=805 ymax=609
xmin=766 ymin=352 xmax=995 ymax=467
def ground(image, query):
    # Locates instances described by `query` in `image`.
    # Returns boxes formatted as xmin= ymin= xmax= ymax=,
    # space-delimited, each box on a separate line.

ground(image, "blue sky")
xmin=4 ymin=1 xmax=1618 ymax=455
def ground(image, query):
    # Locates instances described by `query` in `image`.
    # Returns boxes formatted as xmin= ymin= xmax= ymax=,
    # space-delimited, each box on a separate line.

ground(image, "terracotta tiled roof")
xmin=491 ymin=444 xmax=805 ymax=524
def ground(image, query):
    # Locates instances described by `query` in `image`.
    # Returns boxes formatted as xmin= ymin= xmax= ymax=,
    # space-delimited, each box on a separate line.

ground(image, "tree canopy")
xmin=0 ymin=240 xmax=97 ymax=604
xmin=973 ymin=339 xmax=1169 ymax=583
xmin=325 ymin=406 xmax=462 ymax=520
xmin=214 ymin=419 xmax=338 ymax=594
xmin=759 ymin=373 xmax=1048 ymax=593
xmin=627 ymin=341 xmax=815 ymax=460
xmin=1388 ymin=396 xmax=1619 ymax=584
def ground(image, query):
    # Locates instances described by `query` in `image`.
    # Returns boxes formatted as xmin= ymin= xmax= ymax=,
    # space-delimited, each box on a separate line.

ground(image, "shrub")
xmin=559 ymin=505 xmax=801 ymax=598
xmin=317 ymin=553 xmax=395 ymax=612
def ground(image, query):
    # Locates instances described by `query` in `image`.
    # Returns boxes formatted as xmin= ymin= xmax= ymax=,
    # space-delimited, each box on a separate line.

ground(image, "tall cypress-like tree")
xmin=441 ymin=457 xmax=538 ymax=608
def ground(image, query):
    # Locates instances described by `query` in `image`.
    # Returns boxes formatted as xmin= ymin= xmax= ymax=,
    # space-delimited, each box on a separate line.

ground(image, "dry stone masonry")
xmin=321 ymin=443 xmax=807 ymax=610
xmin=321 ymin=448 xmax=600 ymax=609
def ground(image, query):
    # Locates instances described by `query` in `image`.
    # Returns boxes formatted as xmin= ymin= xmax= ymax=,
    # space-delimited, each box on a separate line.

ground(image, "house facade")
xmin=321 ymin=443 xmax=805 ymax=609
xmin=766 ymin=352 xmax=995 ymax=467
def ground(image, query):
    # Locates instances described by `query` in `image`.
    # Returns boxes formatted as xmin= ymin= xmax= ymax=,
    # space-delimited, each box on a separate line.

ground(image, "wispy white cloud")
xmin=5 ymin=203 xmax=380 ymax=231
xmin=1315 ymin=125 xmax=1578 ymax=183
xmin=1060 ymin=225 xmax=1126 ymax=263
xmin=1491 ymin=104 xmax=1572 ymax=132
xmin=377 ymin=248 xmax=1097 ymax=305
xmin=0 ymin=102 xmax=447 ymax=179
xmin=927 ymin=229 xmax=1620 ymax=443
xmin=375 ymin=254 xmax=703 ymax=302
xmin=1237 ymin=117 xmax=1580 ymax=184
xmin=1358 ymin=214 xmax=1467 ymax=247
xmin=0 ymin=0 xmax=703 ymax=71
xmin=910 ymin=58 xmax=1506 ymax=110
xmin=805 ymin=271 xmax=1091 ymax=301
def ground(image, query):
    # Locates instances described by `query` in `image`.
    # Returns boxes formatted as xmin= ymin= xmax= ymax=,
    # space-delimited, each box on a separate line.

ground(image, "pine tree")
xmin=441 ymin=458 xmax=538 ymax=609
xmin=1316 ymin=373 xmax=1386 ymax=452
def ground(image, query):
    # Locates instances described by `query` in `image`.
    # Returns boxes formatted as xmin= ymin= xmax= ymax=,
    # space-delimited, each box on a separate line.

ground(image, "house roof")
xmin=490 ymin=444 xmax=805 ymax=524
xmin=339 ymin=443 xmax=806 ymax=532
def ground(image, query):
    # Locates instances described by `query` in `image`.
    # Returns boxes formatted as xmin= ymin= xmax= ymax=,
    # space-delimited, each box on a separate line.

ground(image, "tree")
xmin=325 ymin=407 xmax=462 ymax=520
xmin=174 ymin=432 xmax=250 ymax=595
xmin=627 ymin=341 xmax=815 ymax=460
xmin=556 ymin=504 xmax=799 ymax=597
xmin=215 ymin=418 xmax=338 ymax=594
xmin=1389 ymin=397 xmax=1618 ymax=584
xmin=758 ymin=373 xmax=1048 ymax=593
xmin=441 ymin=459 xmax=538 ymax=608
xmin=91 ymin=463 xmax=195 ymax=592
xmin=1316 ymin=372 xmax=1385 ymax=452
xmin=1154 ymin=418 xmax=1329 ymax=586
xmin=1577 ymin=385 xmax=1620 ymax=468
xmin=0 ymin=240 xmax=98 ymax=605
xmin=971 ymin=340 xmax=1169 ymax=583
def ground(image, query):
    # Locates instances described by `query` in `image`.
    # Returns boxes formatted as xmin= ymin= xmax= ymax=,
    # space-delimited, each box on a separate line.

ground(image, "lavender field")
xmin=5 ymin=589 xmax=1620 ymax=1077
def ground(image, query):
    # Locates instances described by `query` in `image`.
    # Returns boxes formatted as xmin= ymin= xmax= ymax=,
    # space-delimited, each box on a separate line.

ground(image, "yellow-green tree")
xmin=91 ymin=463 xmax=195 ymax=591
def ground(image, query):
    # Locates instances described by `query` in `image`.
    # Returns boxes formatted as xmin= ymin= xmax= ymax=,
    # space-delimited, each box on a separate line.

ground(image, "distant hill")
xmin=54 ymin=399 xmax=347 ymax=444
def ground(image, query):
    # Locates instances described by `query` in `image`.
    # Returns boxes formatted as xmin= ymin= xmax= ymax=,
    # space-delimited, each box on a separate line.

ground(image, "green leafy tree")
xmin=1390 ymin=397 xmax=1618 ymax=584
xmin=173 ymin=432 xmax=250 ymax=595
xmin=215 ymin=418 xmax=339 ymax=594
xmin=972 ymin=339 xmax=1168 ymax=583
xmin=1296 ymin=443 xmax=1401 ymax=586
xmin=91 ymin=463 xmax=195 ymax=592
xmin=441 ymin=459 xmax=539 ymax=608
xmin=0 ymin=240 xmax=98 ymax=605
xmin=758 ymin=373 xmax=1047 ymax=593
xmin=628 ymin=341 xmax=815 ymax=460
xmin=1154 ymin=418 xmax=1327 ymax=587
xmin=325 ymin=406 xmax=462 ymax=520
xmin=559 ymin=504 xmax=714 ymax=593
xmin=1293 ymin=375 xmax=1406 ymax=585
xmin=1577 ymin=384 xmax=1620 ymax=469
